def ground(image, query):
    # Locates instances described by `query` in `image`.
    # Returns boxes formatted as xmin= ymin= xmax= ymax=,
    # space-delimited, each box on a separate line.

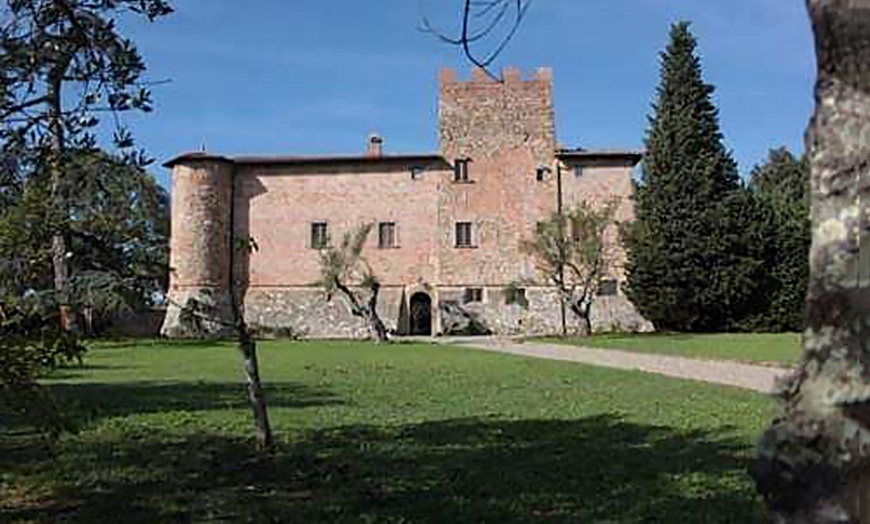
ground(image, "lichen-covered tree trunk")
xmin=755 ymin=1 xmax=870 ymax=522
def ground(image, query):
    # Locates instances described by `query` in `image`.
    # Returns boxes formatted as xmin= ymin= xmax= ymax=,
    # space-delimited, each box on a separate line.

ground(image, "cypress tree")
xmin=746 ymin=148 xmax=811 ymax=331
xmin=624 ymin=22 xmax=763 ymax=332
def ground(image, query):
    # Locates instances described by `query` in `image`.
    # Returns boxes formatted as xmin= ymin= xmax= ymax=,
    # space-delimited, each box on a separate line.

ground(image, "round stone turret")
xmin=161 ymin=152 xmax=235 ymax=337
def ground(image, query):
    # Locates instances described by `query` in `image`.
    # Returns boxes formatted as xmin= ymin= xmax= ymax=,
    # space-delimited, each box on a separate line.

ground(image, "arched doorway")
xmin=409 ymin=292 xmax=432 ymax=336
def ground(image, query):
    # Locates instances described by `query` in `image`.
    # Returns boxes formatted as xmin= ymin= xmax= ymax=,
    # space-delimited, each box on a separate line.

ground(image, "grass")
xmin=542 ymin=332 xmax=802 ymax=366
xmin=1 ymin=339 xmax=777 ymax=522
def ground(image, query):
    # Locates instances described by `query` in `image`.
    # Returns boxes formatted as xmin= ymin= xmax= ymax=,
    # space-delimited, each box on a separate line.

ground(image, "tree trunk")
xmin=233 ymin=284 xmax=274 ymax=451
xmin=366 ymin=282 xmax=389 ymax=343
xmin=47 ymin=74 xmax=76 ymax=332
xmin=228 ymin=186 xmax=274 ymax=452
xmin=580 ymin=311 xmax=592 ymax=338
xmin=755 ymin=1 xmax=870 ymax=522
xmin=367 ymin=311 xmax=389 ymax=343
xmin=570 ymin=296 xmax=593 ymax=337
xmin=238 ymin=329 xmax=274 ymax=453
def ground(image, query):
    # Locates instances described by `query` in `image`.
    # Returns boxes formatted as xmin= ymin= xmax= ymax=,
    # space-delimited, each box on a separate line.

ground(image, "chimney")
xmin=367 ymin=133 xmax=383 ymax=157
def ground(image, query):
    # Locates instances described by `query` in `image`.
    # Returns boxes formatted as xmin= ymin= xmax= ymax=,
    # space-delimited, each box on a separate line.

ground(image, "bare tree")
xmin=522 ymin=201 xmax=618 ymax=336
xmin=755 ymin=1 xmax=870 ymax=522
xmin=230 ymin=237 xmax=273 ymax=452
xmin=178 ymin=236 xmax=274 ymax=453
xmin=419 ymin=0 xmax=534 ymax=80
xmin=317 ymin=223 xmax=389 ymax=343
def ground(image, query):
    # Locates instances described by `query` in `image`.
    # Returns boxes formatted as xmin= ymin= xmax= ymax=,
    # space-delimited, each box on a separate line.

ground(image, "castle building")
xmin=161 ymin=67 xmax=651 ymax=338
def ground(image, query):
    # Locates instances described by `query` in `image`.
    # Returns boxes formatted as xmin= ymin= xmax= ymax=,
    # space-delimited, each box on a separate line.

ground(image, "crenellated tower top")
xmin=438 ymin=66 xmax=556 ymax=163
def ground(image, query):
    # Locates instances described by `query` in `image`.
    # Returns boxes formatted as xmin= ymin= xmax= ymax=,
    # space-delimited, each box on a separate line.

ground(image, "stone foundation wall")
xmin=241 ymin=285 xmax=651 ymax=338
xmin=437 ymin=286 xmax=653 ymax=336
xmin=243 ymin=286 xmax=409 ymax=338
xmin=161 ymin=287 xmax=234 ymax=338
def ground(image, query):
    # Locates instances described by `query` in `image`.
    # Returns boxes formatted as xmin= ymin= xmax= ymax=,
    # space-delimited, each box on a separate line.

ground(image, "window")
xmin=410 ymin=165 xmax=424 ymax=180
xmin=504 ymin=287 xmax=528 ymax=308
xmin=310 ymin=222 xmax=328 ymax=249
xmin=536 ymin=166 xmax=550 ymax=181
xmin=378 ymin=222 xmax=398 ymax=249
xmin=574 ymin=164 xmax=584 ymax=177
xmin=455 ymin=222 xmax=474 ymax=248
xmin=598 ymin=279 xmax=619 ymax=296
xmin=464 ymin=288 xmax=483 ymax=304
xmin=571 ymin=220 xmax=583 ymax=242
xmin=454 ymin=158 xmax=470 ymax=182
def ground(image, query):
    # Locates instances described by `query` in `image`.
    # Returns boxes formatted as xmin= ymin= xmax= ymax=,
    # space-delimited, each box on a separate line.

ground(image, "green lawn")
xmin=543 ymin=332 xmax=802 ymax=366
xmin=2 ymin=339 xmax=776 ymax=522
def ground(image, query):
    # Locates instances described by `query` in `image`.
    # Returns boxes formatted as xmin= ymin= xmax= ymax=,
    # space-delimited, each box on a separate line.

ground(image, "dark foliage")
xmin=742 ymin=148 xmax=811 ymax=332
xmin=0 ymin=297 xmax=85 ymax=435
xmin=0 ymin=149 xmax=169 ymax=326
xmin=0 ymin=0 xmax=171 ymax=432
xmin=623 ymin=22 xmax=765 ymax=332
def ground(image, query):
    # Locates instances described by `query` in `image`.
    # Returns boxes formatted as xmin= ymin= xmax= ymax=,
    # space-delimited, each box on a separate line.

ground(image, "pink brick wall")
xmin=162 ymin=67 xmax=650 ymax=337
xmin=437 ymin=68 xmax=558 ymax=287
xmin=234 ymin=161 xmax=443 ymax=288
xmin=560 ymin=159 xmax=637 ymax=281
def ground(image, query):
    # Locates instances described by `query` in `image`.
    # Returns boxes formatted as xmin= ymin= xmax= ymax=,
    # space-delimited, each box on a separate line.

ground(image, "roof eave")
xmin=556 ymin=149 xmax=644 ymax=166
xmin=164 ymin=152 xmax=450 ymax=169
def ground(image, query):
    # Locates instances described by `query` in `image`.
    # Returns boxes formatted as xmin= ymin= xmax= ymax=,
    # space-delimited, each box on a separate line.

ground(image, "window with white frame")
xmin=378 ymin=222 xmax=398 ymax=249
xmin=455 ymin=221 xmax=474 ymax=248
xmin=310 ymin=222 xmax=328 ymax=249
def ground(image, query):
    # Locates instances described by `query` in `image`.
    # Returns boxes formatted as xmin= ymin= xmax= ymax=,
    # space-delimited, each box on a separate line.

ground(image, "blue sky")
xmin=119 ymin=1 xmax=815 ymax=188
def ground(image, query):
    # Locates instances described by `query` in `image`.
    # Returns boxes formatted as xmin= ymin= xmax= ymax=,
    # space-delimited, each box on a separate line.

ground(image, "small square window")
xmin=598 ymin=279 xmax=619 ymax=296
xmin=536 ymin=167 xmax=549 ymax=181
xmin=410 ymin=165 xmax=424 ymax=180
xmin=505 ymin=287 xmax=528 ymax=308
xmin=571 ymin=220 xmax=583 ymax=242
xmin=455 ymin=222 xmax=474 ymax=248
xmin=574 ymin=164 xmax=584 ymax=177
xmin=378 ymin=222 xmax=398 ymax=249
xmin=310 ymin=222 xmax=328 ymax=249
xmin=454 ymin=158 xmax=470 ymax=182
xmin=464 ymin=288 xmax=483 ymax=303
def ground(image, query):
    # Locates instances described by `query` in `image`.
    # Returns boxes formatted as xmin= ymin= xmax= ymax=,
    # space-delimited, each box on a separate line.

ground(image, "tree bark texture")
xmin=366 ymin=282 xmax=389 ymax=343
xmin=47 ymin=72 xmax=76 ymax=332
xmin=238 ymin=330 xmax=274 ymax=453
xmin=230 ymin=287 xmax=274 ymax=452
xmin=756 ymin=1 xmax=870 ymax=522
xmin=335 ymin=280 xmax=389 ymax=343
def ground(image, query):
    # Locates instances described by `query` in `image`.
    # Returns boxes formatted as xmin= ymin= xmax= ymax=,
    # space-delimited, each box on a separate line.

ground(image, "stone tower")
xmin=161 ymin=153 xmax=235 ymax=337
xmin=435 ymin=67 xmax=558 ymax=291
xmin=438 ymin=66 xmax=556 ymax=166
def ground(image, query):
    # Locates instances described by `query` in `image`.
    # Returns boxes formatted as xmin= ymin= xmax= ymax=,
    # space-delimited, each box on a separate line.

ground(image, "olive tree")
xmin=522 ymin=200 xmax=617 ymax=336
xmin=317 ymin=223 xmax=389 ymax=343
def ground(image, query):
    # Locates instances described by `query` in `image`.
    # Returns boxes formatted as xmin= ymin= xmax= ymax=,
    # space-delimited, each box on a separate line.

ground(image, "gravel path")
xmin=437 ymin=336 xmax=790 ymax=394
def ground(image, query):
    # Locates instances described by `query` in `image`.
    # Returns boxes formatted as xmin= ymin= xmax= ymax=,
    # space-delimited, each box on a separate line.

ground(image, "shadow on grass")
xmin=43 ymin=381 xmax=345 ymax=429
xmin=88 ymin=339 xmax=234 ymax=351
xmin=48 ymin=364 xmax=130 ymax=380
xmin=1 ymin=414 xmax=765 ymax=523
